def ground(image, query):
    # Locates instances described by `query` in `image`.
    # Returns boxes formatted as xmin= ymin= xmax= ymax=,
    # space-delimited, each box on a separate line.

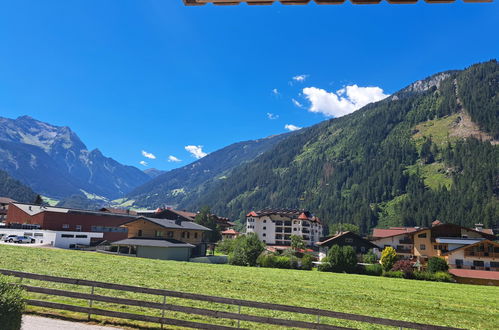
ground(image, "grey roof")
xmin=124 ymin=217 xmax=211 ymax=231
xmin=112 ymin=238 xmax=195 ymax=248
xmin=12 ymin=202 xmax=139 ymax=218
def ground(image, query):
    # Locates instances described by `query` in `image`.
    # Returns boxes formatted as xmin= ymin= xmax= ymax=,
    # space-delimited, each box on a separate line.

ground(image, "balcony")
xmin=302 ymin=229 xmax=310 ymax=234
xmin=395 ymin=247 xmax=412 ymax=254
xmin=464 ymin=251 xmax=498 ymax=258
xmin=399 ymin=238 xmax=413 ymax=244
xmin=284 ymin=228 xmax=292 ymax=233
xmin=302 ymin=222 xmax=310 ymax=227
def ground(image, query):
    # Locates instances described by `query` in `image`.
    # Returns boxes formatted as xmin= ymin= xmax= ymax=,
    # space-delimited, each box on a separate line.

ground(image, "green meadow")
xmin=0 ymin=245 xmax=497 ymax=329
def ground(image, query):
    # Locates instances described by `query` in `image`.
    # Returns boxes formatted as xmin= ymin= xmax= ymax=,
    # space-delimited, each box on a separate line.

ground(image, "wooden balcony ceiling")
xmin=184 ymin=0 xmax=491 ymax=5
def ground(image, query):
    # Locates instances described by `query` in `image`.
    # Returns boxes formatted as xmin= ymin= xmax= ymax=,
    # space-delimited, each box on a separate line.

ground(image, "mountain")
xmin=174 ymin=61 xmax=499 ymax=233
xmin=0 ymin=169 xmax=38 ymax=203
xmin=143 ymin=168 xmax=165 ymax=179
xmin=127 ymin=133 xmax=293 ymax=208
xmin=0 ymin=116 xmax=151 ymax=199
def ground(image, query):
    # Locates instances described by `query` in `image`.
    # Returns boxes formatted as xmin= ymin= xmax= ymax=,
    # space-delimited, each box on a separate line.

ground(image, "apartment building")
xmin=246 ymin=209 xmax=323 ymax=246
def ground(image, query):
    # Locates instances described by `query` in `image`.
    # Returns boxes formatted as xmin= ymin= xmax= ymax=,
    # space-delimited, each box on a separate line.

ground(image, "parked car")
xmin=2 ymin=235 xmax=18 ymax=242
xmin=4 ymin=235 xmax=35 ymax=244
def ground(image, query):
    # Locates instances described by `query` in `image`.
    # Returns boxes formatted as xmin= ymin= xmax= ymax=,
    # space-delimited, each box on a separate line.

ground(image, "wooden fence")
xmin=0 ymin=269 xmax=461 ymax=330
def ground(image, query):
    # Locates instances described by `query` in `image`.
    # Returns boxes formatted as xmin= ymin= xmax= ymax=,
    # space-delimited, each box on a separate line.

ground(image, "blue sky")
xmin=0 ymin=1 xmax=498 ymax=171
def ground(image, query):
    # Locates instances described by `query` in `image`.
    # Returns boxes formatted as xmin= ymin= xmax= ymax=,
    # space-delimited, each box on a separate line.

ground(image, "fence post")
xmin=160 ymin=295 xmax=166 ymax=329
xmin=237 ymin=305 xmax=241 ymax=328
xmin=87 ymin=286 xmax=95 ymax=321
xmin=317 ymin=314 xmax=320 ymax=324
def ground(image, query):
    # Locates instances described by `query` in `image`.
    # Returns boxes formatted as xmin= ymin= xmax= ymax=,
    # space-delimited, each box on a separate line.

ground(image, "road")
xmin=22 ymin=315 xmax=123 ymax=330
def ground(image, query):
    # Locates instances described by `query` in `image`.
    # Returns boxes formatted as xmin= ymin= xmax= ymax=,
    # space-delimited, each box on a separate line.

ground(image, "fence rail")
xmin=0 ymin=269 xmax=461 ymax=330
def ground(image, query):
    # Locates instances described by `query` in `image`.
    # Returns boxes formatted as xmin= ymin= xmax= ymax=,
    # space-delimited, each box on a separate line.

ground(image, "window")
xmin=263 ymin=220 xmax=266 ymax=223
xmin=434 ymin=245 xmax=438 ymax=250
xmin=75 ymin=225 xmax=82 ymax=231
xmin=34 ymin=233 xmax=43 ymax=237
xmin=473 ymin=260 xmax=484 ymax=267
xmin=455 ymin=259 xmax=463 ymax=268
xmin=62 ymin=224 xmax=70 ymax=229
xmin=262 ymin=233 xmax=266 ymax=237
xmin=137 ymin=230 xmax=143 ymax=237
xmin=345 ymin=238 xmax=353 ymax=243
xmin=167 ymin=231 xmax=174 ymax=238
xmin=187 ymin=232 xmax=190 ymax=239
xmin=263 ymin=226 xmax=266 ymax=230
xmin=360 ymin=246 xmax=366 ymax=253
xmin=155 ymin=231 xmax=163 ymax=237
xmin=420 ymin=244 xmax=426 ymax=250
xmin=490 ymin=262 xmax=499 ymax=268
xmin=75 ymin=235 xmax=87 ymax=238
xmin=61 ymin=234 xmax=74 ymax=238
xmin=418 ymin=233 xmax=427 ymax=238
xmin=194 ymin=233 xmax=198 ymax=239
xmin=293 ymin=228 xmax=297 ymax=231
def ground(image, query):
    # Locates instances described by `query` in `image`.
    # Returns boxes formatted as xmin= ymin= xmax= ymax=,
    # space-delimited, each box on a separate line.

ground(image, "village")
xmin=1 ymin=197 xmax=497 ymax=286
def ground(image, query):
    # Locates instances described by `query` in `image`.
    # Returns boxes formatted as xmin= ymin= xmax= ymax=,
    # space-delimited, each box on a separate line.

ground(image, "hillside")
xmin=0 ymin=245 xmax=497 ymax=329
xmin=126 ymin=133 xmax=293 ymax=208
xmin=179 ymin=61 xmax=499 ymax=233
xmin=0 ymin=169 xmax=38 ymax=203
xmin=0 ymin=116 xmax=151 ymax=199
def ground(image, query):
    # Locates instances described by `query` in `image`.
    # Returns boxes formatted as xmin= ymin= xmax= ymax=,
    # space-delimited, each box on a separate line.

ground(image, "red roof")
xmin=221 ymin=229 xmax=239 ymax=235
xmin=246 ymin=211 xmax=258 ymax=217
xmin=298 ymin=212 xmax=308 ymax=220
xmin=449 ymin=269 xmax=499 ymax=281
xmin=372 ymin=227 xmax=418 ymax=238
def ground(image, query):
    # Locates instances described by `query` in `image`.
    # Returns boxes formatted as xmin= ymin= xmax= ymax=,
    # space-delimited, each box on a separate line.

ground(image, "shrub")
xmin=0 ymin=275 xmax=25 ymax=330
xmin=382 ymin=270 xmax=404 ymax=278
xmin=391 ymin=259 xmax=415 ymax=278
xmin=364 ymin=264 xmax=383 ymax=276
xmin=301 ymin=254 xmax=314 ymax=270
xmin=380 ymin=247 xmax=397 ymax=271
xmin=317 ymin=261 xmax=332 ymax=272
xmin=281 ymin=248 xmax=298 ymax=258
xmin=413 ymin=271 xmax=454 ymax=282
xmin=274 ymin=256 xmax=292 ymax=269
xmin=342 ymin=246 xmax=358 ymax=273
xmin=229 ymin=233 xmax=266 ymax=266
xmin=256 ymin=252 xmax=277 ymax=268
xmin=326 ymin=245 xmax=345 ymax=272
xmin=216 ymin=239 xmax=236 ymax=255
xmin=362 ymin=250 xmax=377 ymax=264
xmin=427 ymin=257 xmax=449 ymax=273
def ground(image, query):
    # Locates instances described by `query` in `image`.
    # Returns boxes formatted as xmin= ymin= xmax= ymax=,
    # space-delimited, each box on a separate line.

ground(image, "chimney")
xmin=475 ymin=224 xmax=484 ymax=232
xmin=29 ymin=206 xmax=32 ymax=211
xmin=175 ymin=218 xmax=182 ymax=226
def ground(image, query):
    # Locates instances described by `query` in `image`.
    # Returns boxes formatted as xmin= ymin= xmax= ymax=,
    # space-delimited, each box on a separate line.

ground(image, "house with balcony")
xmin=317 ymin=231 xmax=379 ymax=261
xmin=443 ymin=240 xmax=499 ymax=271
xmin=370 ymin=226 xmax=419 ymax=258
xmin=245 ymin=209 xmax=323 ymax=246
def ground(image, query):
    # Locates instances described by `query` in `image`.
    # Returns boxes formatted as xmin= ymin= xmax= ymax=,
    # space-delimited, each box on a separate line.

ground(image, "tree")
xmin=391 ymin=259 xmax=414 ymax=278
xmin=380 ymin=247 xmax=397 ymax=272
xmin=33 ymin=195 xmax=44 ymax=206
xmin=427 ymin=257 xmax=449 ymax=273
xmin=362 ymin=249 xmax=377 ymax=264
xmin=342 ymin=246 xmax=358 ymax=273
xmin=195 ymin=206 xmax=221 ymax=243
xmin=326 ymin=245 xmax=344 ymax=272
xmin=329 ymin=223 xmax=360 ymax=235
xmin=290 ymin=235 xmax=306 ymax=250
xmin=229 ymin=233 xmax=265 ymax=267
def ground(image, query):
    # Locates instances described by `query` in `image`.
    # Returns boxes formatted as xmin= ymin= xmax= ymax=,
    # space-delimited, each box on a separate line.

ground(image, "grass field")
xmin=0 ymin=245 xmax=498 ymax=329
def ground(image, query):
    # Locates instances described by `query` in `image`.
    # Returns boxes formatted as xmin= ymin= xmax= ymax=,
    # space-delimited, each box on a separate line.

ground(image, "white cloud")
xmin=139 ymin=160 xmax=148 ymax=166
xmin=302 ymin=84 xmax=389 ymax=118
xmin=292 ymin=74 xmax=308 ymax=82
xmin=291 ymin=98 xmax=303 ymax=108
xmin=284 ymin=124 xmax=302 ymax=132
xmin=185 ymin=145 xmax=207 ymax=159
xmin=267 ymin=113 xmax=279 ymax=120
xmin=141 ymin=150 xmax=156 ymax=159
xmin=272 ymin=88 xmax=279 ymax=96
xmin=168 ymin=155 xmax=181 ymax=162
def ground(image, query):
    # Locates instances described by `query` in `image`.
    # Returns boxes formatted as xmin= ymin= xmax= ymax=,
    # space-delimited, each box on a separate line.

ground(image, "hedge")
xmin=0 ymin=275 xmax=25 ymax=330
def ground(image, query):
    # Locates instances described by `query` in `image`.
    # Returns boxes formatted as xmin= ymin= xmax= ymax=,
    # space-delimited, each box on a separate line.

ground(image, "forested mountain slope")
xmin=127 ymin=133 xmax=293 ymax=207
xmin=0 ymin=169 xmax=38 ymax=203
xmin=182 ymin=61 xmax=499 ymax=233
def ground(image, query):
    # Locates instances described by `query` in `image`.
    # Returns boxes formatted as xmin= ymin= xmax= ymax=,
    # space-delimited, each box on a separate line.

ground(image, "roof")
xmin=435 ymin=237 xmax=485 ymax=245
xmin=99 ymin=207 xmax=137 ymax=215
xmin=221 ymin=229 xmax=239 ymax=235
xmin=122 ymin=217 xmax=212 ymax=231
xmin=442 ymin=239 xmax=499 ymax=256
xmin=411 ymin=223 xmax=496 ymax=240
xmin=449 ymin=269 xmax=499 ymax=281
xmin=112 ymin=238 xmax=195 ymax=248
xmin=317 ymin=231 xmax=379 ymax=248
xmin=247 ymin=208 xmax=321 ymax=223
xmin=184 ymin=0 xmax=491 ymax=5
xmin=0 ymin=197 xmax=16 ymax=204
xmin=372 ymin=227 xmax=419 ymax=238
xmin=12 ymin=203 xmax=139 ymax=219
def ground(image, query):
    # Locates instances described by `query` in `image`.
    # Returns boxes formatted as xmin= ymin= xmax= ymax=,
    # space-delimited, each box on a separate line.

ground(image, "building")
xmin=111 ymin=217 xmax=211 ymax=261
xmin=6 ymin=203 xmax=138 ymax=242
xmin=448 ymin=269 xmax=499 ymax=286
xmin=0 ymin=197 xmax=16 ymax=222
xmin=411 ymin=222 xmax=496 ymax=263
xmin=245 ymin=209 xmax=323 ymax=246
xmin=443 ymin=240 xmax=499 ymax=271
xmin=0 ymin=228 xmax=103 ymax=249
xmin=221 ymin=229 xmax=240 ymax=240
xmin=317 ymin=231 xmax=379 ymax=261
xmin=370 ymin=227 xmax=419 ymax=258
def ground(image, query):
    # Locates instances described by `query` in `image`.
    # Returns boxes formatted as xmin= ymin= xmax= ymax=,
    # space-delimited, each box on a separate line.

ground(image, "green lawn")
xmin=0 ymin=245 xmax=497 ymax=329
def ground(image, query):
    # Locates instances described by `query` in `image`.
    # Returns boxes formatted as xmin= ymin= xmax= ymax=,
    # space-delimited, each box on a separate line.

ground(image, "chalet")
xmin=246 ymin=209 xmax=323 ymax=246
xmin=443 ymin=240 xmax=499 ymax=271
xmin=0 ymin=197 xmax=15 ymax=222
xmin=111 ymin=217 xmax=211 ymax=261
xmin=317 ymin=231 xmax=379 ymax=261
xmin=411 ymin=222 xmax=496 ymax=263
xmin=221 ymin=229 xmax=240 ymax=240
xmin=6 ymin=202 xmax=137 ymax=242
xmin=370 ymin=227 xmax=419 ymax=258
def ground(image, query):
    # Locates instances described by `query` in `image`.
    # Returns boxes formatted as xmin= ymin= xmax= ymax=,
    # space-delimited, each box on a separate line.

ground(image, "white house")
xmin=246 ymin=209 xmax=323 ymax=246
xmin=0 ymin=228 xmax=103 ymax=249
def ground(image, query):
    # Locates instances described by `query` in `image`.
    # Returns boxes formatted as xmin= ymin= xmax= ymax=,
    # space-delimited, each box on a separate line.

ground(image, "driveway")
xmin=22 ymin=315 xmax=123 ymax=330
